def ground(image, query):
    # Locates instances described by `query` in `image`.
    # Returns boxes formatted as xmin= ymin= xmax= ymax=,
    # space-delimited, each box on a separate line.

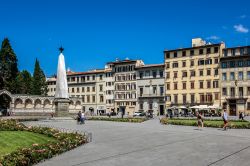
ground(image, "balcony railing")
xmin=139 ymin=93 xmax=164 ymax=98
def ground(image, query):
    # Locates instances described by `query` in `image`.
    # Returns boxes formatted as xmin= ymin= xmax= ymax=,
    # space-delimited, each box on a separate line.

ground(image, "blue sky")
xmin=0 ymin=0 xmax=249 ymax=76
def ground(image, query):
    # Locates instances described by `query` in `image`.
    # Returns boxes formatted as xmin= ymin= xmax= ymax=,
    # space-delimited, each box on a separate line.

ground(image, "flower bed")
xmin=0 ymin=119 xmax=88 ymax=166
xmin=160 ymin=118 xmax=250 ymax=129
xmin=87 ymin=117 xmax=147 ymax=123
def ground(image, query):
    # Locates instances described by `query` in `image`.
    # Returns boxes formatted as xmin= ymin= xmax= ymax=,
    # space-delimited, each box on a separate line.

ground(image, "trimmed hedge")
xmin=160 ymin=118 xmax=250 ymax=129
xmin=0 ymin=119 xmax=88 ymax=166
xmin=87 ymin=117 xmax=147 ymax=123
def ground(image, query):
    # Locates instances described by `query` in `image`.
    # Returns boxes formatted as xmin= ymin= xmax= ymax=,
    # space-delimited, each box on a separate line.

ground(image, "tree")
xmin=15 ymin=70 xmax=32 ymax=94
xmin=31 ymin=58 xmax=48 ymax=95
xmin=0 ymin=38 xmax=18 ymax=93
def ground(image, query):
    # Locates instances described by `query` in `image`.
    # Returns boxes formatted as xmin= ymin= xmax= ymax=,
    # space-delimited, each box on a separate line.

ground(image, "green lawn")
xmin=0 ymin=131 xmax=58 ymax=157
xmin=160 ymin=118 xmax=250 ymax=129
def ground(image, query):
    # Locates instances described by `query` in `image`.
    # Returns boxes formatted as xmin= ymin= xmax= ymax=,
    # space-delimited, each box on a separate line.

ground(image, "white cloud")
xmin=206 ymin=36 xmax=220 ymax=40
xmin=234 ymin=24 xmax=249 ymax=33
xmin=239 ymin=15 xmax=246 ymax=19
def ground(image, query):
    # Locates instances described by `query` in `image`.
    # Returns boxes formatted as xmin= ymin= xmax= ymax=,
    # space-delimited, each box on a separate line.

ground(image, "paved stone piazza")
xmin=25 ymin=118 xmax=250 ymax=166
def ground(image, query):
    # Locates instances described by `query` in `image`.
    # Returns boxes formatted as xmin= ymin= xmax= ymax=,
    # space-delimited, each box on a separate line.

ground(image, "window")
xmin=92 ymin=87 xmax=95 ymax=92
xmin=229 ymin=61 xmax=235 ymax=68
xmin=182 ymin=61 xmax=186 ymax=67
xmin=77 ymin=88 xmax=79 ymax=93
xmin=247 ymin=102 xmax=250 ymax=110
xmin=174 ymin=52 xmax=177 ymax=58
xmin=153 ymin=87 xmax=157 ymax=94
xmin=92 ymin=95 xmax=95 ymax=103
xmin=159 ymin=71 xmax=164 ymax=77
xmin=247 ymin=60 xmax=250 ymax=67
xmin=213 ymin=81 xmax=219 ymax=88
xmin=207 ymin=69 xmax=211 ymax=76
xmin=166 ymin=83 xmax=170 ymax=90
xmin=238 ymin=71 xmax=243 ymax=80
xmin=222 ymin=88 xmax=227 ymax=96
xmin=166 ymin=72 xmax=170 ymax=79
xmin=191 ymin=82 xmax=195 ymax=89
xmin=87 ymin=95 xmax=90 ymax=103
xmin=205 ymin=59 xmax=212 ymax=65
xmin=199 ymin=49 xmax=203 ymax=55
xmin=182 ymin=71 xmax=187 ymax=77
xmin=190 ymin=70 xmax=195 ymax=77
xmin=238 ymin=61 xmax=243 ymax=67
xmin=207 ymin=48 xmax=211 ymax=54
xmin=100 ymin=75 xmax=103 ymax=80
xmin=214 ymin=58 xmax=219 ymax=64
xmin=190 ymin=60 xmax=194 ymax=67
xmin=166 ymin=52 xmax=170 ymax=58
xmin=99 ymin=85 xmax=103 ymax=92
xmin=183 ymin=82 xmax=186 ymax=89
xmin=230 ymin=72 xmax=235 ymax=80
xmin=183 ymin=94 xmax=187 ymax=104
xmin=200 ymin=94 xmax=205 ymax=103
xmin=247 ymin=87 xmax=250 ymax=96
xmin=149 ymin=103 xmax=153 ymax=109
xmin=199 ymin=70 xmax=203 ymax=76
xmin=140 ymin=103 xmax=143 ymax=110
xmin=207 ymin=81 xmax=211 ymax=88
xmin=72 ymin=88 xmax=75 ymax=93
xmin=166 ymin=63 xmax=170 ymax=69
xmin=139 ymin=87 xmax=143 ymax=96
xmin=87 ymin=76 xmax=90 ymax=81
xmin=174 ymin=72 xmax=178 ymax=78
xmin=191 ymin=94 xmax=195 ymax=103
xmin=199 ymin=81 xmax=203 ymax=89
xmin=174 ymin=82 xmax=178 ymax=90
xmin=221 ymin=62 xmax=227 ymax=68
xmin=248 ymin=71 xmax=250 ymax=80
xmin=215 ymin=93 xmax=219 ymax=100
xmin=190 ymin=50 xmax=194 ymax=56
xmin=222 ymin=73 xmax=227 ymax=81
xmin=139 ymin=72 xmax=143 ymax=79
xmin=174 ymin=95 xmax=178 ymax=103
xmin=198 ymin=59 xmax=205 ymax=65
xmin=153 ymin=71 xmax=157 ymax=78
xmin=214 ymin=47 xmax=219 ymax=53
xmin=173 ymin=62 xmax=178 ymax=68
xmin=239 ymin=87 xmax=244 ymax=97
xmin=182 ymin=51 xmax=186 ymax=57
xmin=82 ymin=95 xmax=85 ymax=102
xmin=82 ymin=87 xmax=85 ymax=92
xmin=100 ymin=95 xmax=104 ymax=102
xmin=214 ymin=69 xmax=218 ymax=76
xmin=230 ymin=88 xmax=235 ymax=97
xmin=92 ymin=75 xmax=95 ymax=80
xmin=87 ymin=87 xmax=90 ymax=92
xmin=160 ymin=87 xmax=164 ymax=96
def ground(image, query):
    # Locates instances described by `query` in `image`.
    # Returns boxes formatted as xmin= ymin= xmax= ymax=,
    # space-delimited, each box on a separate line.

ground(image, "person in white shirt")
xmin=222 ymin=109 xmax=228 ymax=130
xmin=81 ymin=112 xmax=85 ymax=124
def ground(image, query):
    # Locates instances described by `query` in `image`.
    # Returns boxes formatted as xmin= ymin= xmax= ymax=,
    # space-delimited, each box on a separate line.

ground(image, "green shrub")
xmin=87 ymin=117 xmax=147 ymax=123
xmin=0 ymin=119 xmax=88 ymax=166
xmin=160 ymin=118 xmax=250 ymax=129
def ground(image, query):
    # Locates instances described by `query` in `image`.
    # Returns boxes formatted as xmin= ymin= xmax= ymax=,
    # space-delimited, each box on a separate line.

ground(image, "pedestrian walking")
xmin=196 ymin=111 xmax=204 ymax=130
xmin=222 ymin=109 xmax=228 ymax=130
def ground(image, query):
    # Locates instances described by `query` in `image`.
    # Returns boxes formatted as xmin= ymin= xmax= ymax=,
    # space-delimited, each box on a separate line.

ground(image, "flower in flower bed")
xmin=0 ymin=120 xmax=88 ymax=166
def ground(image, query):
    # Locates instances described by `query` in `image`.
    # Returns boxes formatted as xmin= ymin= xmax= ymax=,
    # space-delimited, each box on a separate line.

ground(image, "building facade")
xmin=135 ymin=64 xmax=165 ymax=115
xmin=107 ymin=59 xmax=145 ymax=116
xmin=220 ymin=46 xmax=250 ymax=116
xmin=47 ymin=69 xmax=106 ymax=115
xmin=164 ymin=38 xmax=225 ymax=108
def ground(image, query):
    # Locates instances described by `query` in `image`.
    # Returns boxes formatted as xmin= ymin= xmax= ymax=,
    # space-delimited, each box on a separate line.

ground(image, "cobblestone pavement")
xmin=25 ymin=118 xmax=250 ymax=166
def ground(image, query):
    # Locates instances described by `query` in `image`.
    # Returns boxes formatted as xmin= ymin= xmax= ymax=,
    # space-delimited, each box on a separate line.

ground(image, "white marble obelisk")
xmin=54 ymin=47 xmax=70 ymax=117
xmin=55 ymin=52 xmax=69 ymax=98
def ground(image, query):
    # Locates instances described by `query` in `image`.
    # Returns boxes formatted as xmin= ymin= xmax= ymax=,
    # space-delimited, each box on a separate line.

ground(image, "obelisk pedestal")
xmin=54 ymin=47 xmax=70 ymax=117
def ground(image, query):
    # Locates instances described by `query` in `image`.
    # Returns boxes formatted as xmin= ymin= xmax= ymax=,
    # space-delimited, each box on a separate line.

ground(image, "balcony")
xmin=138 ymin=93 xmax=164 ymax=98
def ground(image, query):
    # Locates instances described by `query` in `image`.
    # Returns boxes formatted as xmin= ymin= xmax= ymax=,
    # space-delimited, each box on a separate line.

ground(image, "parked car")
xmin=133 ymin=112 xmax=145 ymax=117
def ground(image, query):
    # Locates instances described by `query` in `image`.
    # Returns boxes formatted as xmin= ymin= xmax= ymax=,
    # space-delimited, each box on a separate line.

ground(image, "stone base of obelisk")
xmin=54 ymin=98 xmax=70 ymax=117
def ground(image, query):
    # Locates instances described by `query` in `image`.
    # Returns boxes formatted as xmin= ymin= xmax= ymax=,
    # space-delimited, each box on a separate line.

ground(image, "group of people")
xmin=77 ymin=111 xmax=85 ymax=124
xmin=196 ymin=109 xmax=229 ymax=131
